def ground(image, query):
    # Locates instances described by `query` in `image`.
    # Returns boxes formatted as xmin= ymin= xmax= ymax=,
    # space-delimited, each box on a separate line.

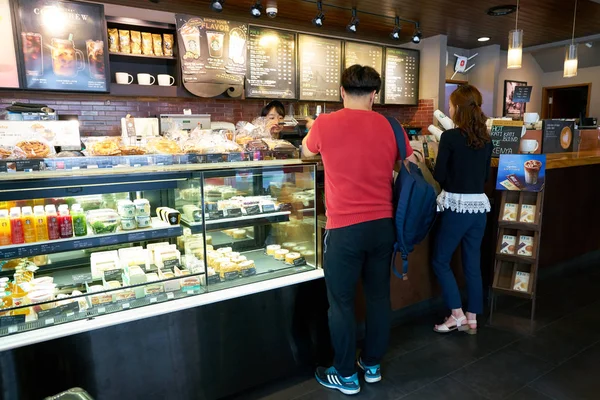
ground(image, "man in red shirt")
xmin=303 ymin=65 xmax=414 ymax=395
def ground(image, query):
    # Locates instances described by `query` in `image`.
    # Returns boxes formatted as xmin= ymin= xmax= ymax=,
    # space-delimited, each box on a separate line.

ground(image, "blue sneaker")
xmin=315 ymin=366 xmax=360 ymax=395
xmin=358 ymin=358 xmax=382 ymax=383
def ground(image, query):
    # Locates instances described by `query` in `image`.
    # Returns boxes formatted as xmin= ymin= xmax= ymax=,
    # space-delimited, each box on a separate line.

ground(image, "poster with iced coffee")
xmin=496 ymin=154 xmax=546 ymax=192
xmin=14 ymin=0 xmax=109 ymax=92
xmin=175 ymin=14 xmax=247 ymax=88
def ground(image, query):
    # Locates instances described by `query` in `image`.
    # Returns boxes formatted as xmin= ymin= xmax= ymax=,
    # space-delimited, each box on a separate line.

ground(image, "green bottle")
xmin=71 ymin=204 xmax=88 ymax=237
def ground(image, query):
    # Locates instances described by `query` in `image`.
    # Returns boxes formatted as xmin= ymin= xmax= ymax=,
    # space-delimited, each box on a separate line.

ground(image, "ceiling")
xmin=531 ymin=40 xmax=600 ymax=72
xmin=98 ymin=0 xmax=600 ymax=49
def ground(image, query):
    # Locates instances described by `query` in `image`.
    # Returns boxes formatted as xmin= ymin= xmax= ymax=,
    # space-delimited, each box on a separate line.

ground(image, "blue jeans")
xmin=432 ymin=210 xmax=486 ymax=314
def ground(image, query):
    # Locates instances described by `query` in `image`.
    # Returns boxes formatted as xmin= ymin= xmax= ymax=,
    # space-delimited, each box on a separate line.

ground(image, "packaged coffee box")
xmin=152 ymin=34 xmax=163 ymax=56
xmin=142 ymin=32 xmax=154 ymax=55
xmin=108 ymin=28 xmax=119 ymax=53
xmin=130 ymin=31 xmax=142 ymax=54
xmin=502 ymin=203 xmax=518 ymax=221
xmin=163 ymin=34 xmax=174 ymax=56
xmin=513 ymin=271 xmax=530 ymax=292
xmin=500 ymin=235 xmax=517 ymax=254
xmin=119 ymin=30 xmax=131 ymax=53
xmin=517 ymin=235 xmax=534 ymax=257
xmin=519 ymin=204 xmax=536 ymax=223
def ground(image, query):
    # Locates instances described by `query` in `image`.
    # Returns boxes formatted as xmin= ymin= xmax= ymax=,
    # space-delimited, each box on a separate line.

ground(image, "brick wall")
xmin=0 ymin=91 xmax=434 ymax=136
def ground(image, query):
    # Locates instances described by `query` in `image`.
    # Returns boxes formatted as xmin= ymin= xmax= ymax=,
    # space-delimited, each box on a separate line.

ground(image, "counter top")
xmin=490 ymin=149 xmax=600 ymax=170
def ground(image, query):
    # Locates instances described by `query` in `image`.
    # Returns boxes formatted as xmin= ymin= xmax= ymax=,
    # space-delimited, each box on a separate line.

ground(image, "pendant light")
xmin=507 ymin=0 xmax=523 ymax=69
xmin=564 ymin=0 xmax=579 ymax=78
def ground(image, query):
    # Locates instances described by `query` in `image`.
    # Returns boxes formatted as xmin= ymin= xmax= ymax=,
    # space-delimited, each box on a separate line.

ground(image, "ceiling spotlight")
xmin=210 ymin=0 xmax=224 ymax=12
xmin=312 ymin=1 xmax=325 ymax=27
xmin=390 ymin=16 xmax=401 ymax=40
xmin=411 ymin=26 xmax=422 ymax=44
xmin=250 ymin=1 xmax=262 ymax=17
xmin=478 ymin=37 xmax=491 ymax=42
xmin=346 ymin=8 xmax=359 ymax=33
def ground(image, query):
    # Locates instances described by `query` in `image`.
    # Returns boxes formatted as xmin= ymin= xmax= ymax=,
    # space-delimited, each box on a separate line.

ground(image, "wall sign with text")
xmin=490 ymin=120 xmax=524 ymax=157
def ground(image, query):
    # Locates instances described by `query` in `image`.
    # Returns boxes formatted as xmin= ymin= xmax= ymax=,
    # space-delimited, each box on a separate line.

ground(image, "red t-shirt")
xmin=306 ymin=108 xmax=413 ymax=229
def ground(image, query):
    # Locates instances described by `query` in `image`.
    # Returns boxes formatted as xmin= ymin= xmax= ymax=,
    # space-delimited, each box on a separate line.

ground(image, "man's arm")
xmin=302 ymin=118 xmax=319 ymax=158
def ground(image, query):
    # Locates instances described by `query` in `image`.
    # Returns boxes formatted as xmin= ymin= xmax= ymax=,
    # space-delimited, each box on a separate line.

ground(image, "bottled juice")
xmin=9 ymin=207 xmax=24 ymax=244
xmin=22 ymin=206 xmax=36 ymax=243
xmin=45 ymin=205 xmax=60 ymax=240
xmin=58 ymin=208 xmax=73 ymax=238
xmin=71 ymin=204 xmax=87 ymax=237
xmin=9 ymin=280 xmax=29 ymax=316
xmin=0 ymin=209 xmax=11 ymax=246
xmin=33 ymin=206 xmax=49 ymax=242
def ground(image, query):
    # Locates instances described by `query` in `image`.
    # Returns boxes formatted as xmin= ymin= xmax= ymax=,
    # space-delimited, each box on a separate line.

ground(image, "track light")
xmin=250 ymin=1 xmax=262 ymax=17
xmin=210 ymin=0 xmax=224 ymax=12
xmin=411 ymin=26 xmax=422 ymax=43
xmin=312 ymin=1 xmax=325 ymax=27
xmin=346 ymin=8 xmax=359 ymax=33
xmin=390 ymin=16 xmax=401 ymax=40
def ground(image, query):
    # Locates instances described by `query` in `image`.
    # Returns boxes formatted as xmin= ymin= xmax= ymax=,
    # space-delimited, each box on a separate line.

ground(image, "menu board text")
xmin=384 ymin=47 xmax=419 ymax=105
xmin=298 ymin=34 xmax=341 ymax=102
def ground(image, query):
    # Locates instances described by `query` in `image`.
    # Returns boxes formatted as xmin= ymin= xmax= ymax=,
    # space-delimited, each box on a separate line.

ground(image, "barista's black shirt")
xmin=433 ymin=128 xmax=493 ymax=194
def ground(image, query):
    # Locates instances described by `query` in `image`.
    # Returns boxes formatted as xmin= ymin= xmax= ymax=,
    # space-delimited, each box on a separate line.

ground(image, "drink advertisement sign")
xmin=0 ymin=0 xmax=19 ymax=88
xmin=496 ymin=154 xmax=546 ymax=192
xmin=14 ymin=0 xmax=109 ymax=92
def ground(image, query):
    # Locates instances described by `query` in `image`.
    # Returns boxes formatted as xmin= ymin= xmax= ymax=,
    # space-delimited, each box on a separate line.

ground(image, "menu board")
xmin=175 ymin=14 xmax=247 ymax=86
xmin=344 ymin=41 xmax=383 ymax=103
xmin=0 ymin=0 xmax=19 ymax=88
xmin=14 ymin=0 xmax=109 ymax=92
xmin=298 ymin=34 xmax=342 ymax=102
xmin=490 ymin=120 xmax=523 ymax=157
xmin=384 ymin=47 xmax=419 ymax=105
xmin=246 ymin=26 xmax=296 ymax=99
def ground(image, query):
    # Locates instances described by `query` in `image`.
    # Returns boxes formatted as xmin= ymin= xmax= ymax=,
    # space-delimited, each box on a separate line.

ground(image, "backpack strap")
xmin=386 ymin=117 xmax=407 ymax=160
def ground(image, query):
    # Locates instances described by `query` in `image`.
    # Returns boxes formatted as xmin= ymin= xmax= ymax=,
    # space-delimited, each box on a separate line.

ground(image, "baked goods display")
xmin=16 ymin=140 xmax=52 ymax=158
xmin=89 ymin=140 xmax=121 ymax=156
xmin=0 ymin=147 xmax=13 ymax=159
xmin=119 ymin=145 xmax=147 ymax=156
xmin=147 ymin=138 xmax=181 ymax=155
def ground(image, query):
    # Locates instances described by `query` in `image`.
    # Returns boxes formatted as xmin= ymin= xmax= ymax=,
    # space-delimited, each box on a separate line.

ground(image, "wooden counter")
xmin=490 ymin=149 xmax=600 ymax=169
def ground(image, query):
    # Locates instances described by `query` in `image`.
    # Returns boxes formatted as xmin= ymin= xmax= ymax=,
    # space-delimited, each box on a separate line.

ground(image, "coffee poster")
xmin=542 ymin=120 xmax=575 ymax=153
xmin=490 ymin=120 xmax=523 ymax=157
xmin=496 ymin=154 xmax=546 ymax=192
xmin=175 ymin=14 xmax=247 ymax=87
xmin=14 ymin=0 xmax=109 ymax=92
xmin=0 ymin=0 xmax=20 ymax=88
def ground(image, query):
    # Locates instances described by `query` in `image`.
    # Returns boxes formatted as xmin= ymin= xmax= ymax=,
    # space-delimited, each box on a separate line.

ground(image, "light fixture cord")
xmin=571 ymin=0 xmax=578 ymax=45
xmin=515 ymin=0 xmax=519 ymax=30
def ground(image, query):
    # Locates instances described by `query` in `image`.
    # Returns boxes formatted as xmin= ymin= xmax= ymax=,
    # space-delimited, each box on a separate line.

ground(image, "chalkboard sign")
xmin=246 ymin=26 xmax=296 ymax=99
xmin=298 ymin=34 xmax=342 ymax=101
xmin=513 ymin=86 xmax=532 ymax=103
xmin=384 ymin=47 xmax=419 ymax=105
xmin=490 ymin=120 xmax=523 ymax=157
xmin=344 ymin=41 xmax=383 ymax=104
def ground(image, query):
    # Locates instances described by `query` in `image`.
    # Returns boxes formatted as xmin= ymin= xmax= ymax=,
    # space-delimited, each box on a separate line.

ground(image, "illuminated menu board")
xmin=384 ymin=47 xmax=419 ymax=105
xmin=344 ymin=41 xmax=383 ymax=104
xmin=246 ymin=26 xmax=296 ymax=99
xmin=298 ymin=34 xmax=342 ymax=102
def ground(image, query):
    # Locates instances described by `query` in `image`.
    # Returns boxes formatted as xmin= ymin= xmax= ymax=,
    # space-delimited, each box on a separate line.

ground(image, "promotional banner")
xmin=0 ymin=0 xmax=19 ymax=88
xmin=496 ymin=154 xmax=546 ymax=192
xmin=14 ymin=0 xmax=109 ymax=92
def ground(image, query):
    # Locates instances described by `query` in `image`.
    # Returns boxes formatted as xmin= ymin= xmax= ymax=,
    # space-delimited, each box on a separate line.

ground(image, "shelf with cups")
xmin=109 ymin=52 xmax=177 ymax=61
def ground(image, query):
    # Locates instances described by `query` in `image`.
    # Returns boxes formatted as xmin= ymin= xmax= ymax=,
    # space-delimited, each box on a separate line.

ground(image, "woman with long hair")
xmin=432 ymin=84 xmax=492 ymax=334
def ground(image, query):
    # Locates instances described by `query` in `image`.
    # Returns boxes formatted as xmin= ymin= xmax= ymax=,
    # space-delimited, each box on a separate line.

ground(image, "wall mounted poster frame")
xmin=384 ymin=47 xmax=419 ymax=105
xmin=503 ymin=80 xmax=527 ymax=117
xmin=298 ymin=34 xmax=342 ymax=102
xmin=0 ymin=0 xmax=20 ymax=88
xmin=13 ymin=0 xmax=110 ymax=92
xmin=344 ymin=41 xmax=383 ymax=104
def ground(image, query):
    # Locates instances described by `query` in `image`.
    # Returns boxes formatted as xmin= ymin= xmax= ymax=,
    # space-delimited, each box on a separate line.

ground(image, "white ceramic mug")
xmin=521 ymin=139 xmax=539 ymax=154
xmin=157 ymin=74 xmax=175 ymax=86
xmin=115 ymin=72 xmax=134 ymax=85
xmin=137 ymin=73 xmax=156 ymax=85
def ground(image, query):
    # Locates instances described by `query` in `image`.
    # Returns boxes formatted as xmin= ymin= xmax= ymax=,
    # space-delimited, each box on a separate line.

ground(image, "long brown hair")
xmin=449 ymin=84 xmax=490 ymax=149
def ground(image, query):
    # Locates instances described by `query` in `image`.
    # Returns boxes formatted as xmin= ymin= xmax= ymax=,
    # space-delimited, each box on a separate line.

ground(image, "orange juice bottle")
xmin=33 ymin=206 xmax=49 ymax=242
xmin=0 ymin=209 xmax=11 ymax=246
xmin=9 ymin=207 xmax=24 ymax=244
xmin=9 ymin=279 xmax=29 ymax=316
xmin=22 ymin=206 xmax=36 ymax=243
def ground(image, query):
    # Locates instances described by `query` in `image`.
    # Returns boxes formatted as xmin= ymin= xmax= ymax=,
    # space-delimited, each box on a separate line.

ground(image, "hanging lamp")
xmin=564 ymin=0 xmax=578 ymax=78
xmin=507 ymin=0 xmax=523 ymax=69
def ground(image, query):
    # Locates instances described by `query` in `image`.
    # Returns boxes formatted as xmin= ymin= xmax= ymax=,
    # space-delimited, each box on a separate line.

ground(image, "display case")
xmin=0 ymin=160 xmax=320 ymax=350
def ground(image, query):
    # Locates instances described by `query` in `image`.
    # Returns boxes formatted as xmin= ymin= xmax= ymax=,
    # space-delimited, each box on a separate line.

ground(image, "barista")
xmin=261 ymin=100 xmax=285 ymax=138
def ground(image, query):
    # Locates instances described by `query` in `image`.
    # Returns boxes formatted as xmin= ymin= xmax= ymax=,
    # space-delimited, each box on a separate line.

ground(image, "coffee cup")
xmin=524 ymin=159 xmax=542 ymax=185
xmin=520 ymin=139 xmax=539 ymax=154
xmin=116 ymin=72 xmax=134 ymax=85
xmin=137 ymin=73 xmax=155 ymax=85
xmin=157 ymin=74 xmax=175 ymax=86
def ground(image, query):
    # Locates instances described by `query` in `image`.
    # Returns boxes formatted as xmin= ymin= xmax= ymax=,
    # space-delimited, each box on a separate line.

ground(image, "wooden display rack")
xmin=489 ymin=189 xmax=545 ymax=327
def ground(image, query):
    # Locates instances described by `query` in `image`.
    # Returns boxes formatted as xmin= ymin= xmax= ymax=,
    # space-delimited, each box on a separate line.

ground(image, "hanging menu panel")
xmin=384 ymin=47 xmax=419 ymax=105
xmin=246 ymin=26 xmax=296 ymax=99
xmin=298 ymin=34 xmax=342 ymax=102
xmin=344 ymin=41 xmax=383 ymax=104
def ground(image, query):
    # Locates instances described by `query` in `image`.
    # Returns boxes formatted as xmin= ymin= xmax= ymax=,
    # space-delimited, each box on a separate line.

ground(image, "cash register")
xmin=159 ymin=114 xmax=211 ymax=134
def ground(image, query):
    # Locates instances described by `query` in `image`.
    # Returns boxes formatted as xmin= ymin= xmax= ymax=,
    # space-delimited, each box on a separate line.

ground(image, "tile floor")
xmin=225 ymin=257 xmax=600 ymax=400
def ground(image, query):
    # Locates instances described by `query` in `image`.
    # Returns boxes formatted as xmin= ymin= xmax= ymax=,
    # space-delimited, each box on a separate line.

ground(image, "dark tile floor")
xmin=226 ymin=257 xmax=600 ymax=400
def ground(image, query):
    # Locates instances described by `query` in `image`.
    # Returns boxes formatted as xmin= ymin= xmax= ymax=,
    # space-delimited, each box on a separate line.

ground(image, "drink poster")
xmin=344 ymin=41 xmax=383 ymax=104
xmin=0 ymin=0 xmax=20 ymax=88
xmin=14 ymin=0 xmax=109 ymax=92
xmin=246 ymin=26 xmax=296 ymax=99
xmin=384 ymin=47 xmax=419 ymax=105
xmin=298 ymin=34 xmax=342 ymax=102
xmin=175 ymin=14 xmax=247 ymax=87
xmin=496 ymin=154 xmax=546 ymax=192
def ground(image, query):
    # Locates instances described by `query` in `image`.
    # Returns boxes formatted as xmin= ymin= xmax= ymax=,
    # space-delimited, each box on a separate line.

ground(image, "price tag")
xmin=87 ymin=165 xmax=99 ymax=169
xmin=167 ymin=292 xmax=174 ymax=300
xmin=121 ymin=303 xmax=130 ymax=309
xmin=150 ymin=297 xmax=157 ymax=303
xmin=97 ymin=307 xmax=106 ymax=314
xmin=44 ymin=318 xmax=55 ymax=325
xmin=8 ymin=326 xmax=17 ymax=334
xmin=186 ymin=290 xmax=194 ymax=295
xmin=66 ymin=312 xmax=75 ymax=318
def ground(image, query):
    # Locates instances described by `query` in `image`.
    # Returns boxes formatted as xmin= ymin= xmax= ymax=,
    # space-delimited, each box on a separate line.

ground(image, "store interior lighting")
xmin=210 ymin=0 xmax=224 ymax=13
xmin=390 ymin=16 xmax=401 ymax=40
xmin=346 ymin=8 xmax=359 ymax=33
xmin=411 ymin=26 xmax=422 ymax=44
xmin=251 ymin=1 xmax=262 ymax=17
xmin=312 ymin=1 xmax=325 ymax=27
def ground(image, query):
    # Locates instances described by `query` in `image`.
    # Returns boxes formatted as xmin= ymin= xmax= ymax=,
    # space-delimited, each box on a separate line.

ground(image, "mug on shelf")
xmin=137 ymin=73 xmax=156 ymax=85
xmin=158 ymin=74 xmax=175 ymax=86
xmin=521 ymin=139 xmax=539 ymax=154
xmin=115 ymin=72 xmax=134 ymax=85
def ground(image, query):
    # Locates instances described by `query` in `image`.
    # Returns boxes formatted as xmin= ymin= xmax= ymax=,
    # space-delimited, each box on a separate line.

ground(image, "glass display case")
xmin=0 ymin=160 xmax=319 ymax=347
